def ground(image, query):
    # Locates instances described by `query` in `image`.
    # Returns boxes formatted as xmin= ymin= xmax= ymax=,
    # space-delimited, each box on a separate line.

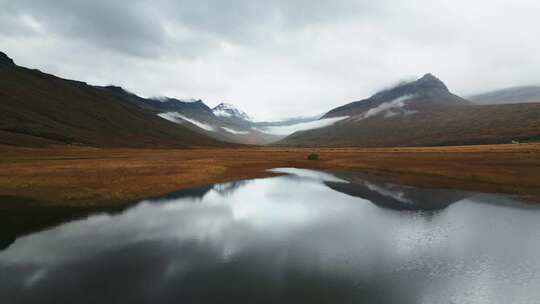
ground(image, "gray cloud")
xmin=2 ymin=0 xmax=167 ymax=57
xmin=1 ymin=0 xmax=539 ymax=119
xmin=1 ymin=0 xmax=370 ymax=57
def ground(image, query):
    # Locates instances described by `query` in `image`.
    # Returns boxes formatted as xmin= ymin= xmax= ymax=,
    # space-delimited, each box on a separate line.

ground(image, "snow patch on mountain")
xmin=258 ymin=116 xmax=349 ymax=135
xmin=158 ymin=112 xmax=215 ymax=131
xmin=222 ymin=127 xmax=250 ymax=135
xmin=213 ymin=103 xmax=251 ymax=121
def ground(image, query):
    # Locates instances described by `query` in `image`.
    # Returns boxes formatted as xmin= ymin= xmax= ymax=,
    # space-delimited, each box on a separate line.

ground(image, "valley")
xmin=2 ymin=49 xmax=540 ymax=212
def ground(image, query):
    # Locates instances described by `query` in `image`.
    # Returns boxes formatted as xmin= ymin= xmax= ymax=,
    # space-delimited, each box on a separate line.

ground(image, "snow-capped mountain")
xmin=212 ymin=103 xmax=252 ymax=121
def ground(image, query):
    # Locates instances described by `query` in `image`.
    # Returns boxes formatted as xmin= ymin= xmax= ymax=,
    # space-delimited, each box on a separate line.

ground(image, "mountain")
xmin=469 ymin=86 xmax=540 ymax=105
xmin=278 ymin=74 xmax=540 ymax=147
xmin=0 ymin=51 xmax=224 ymax=148
xmin=323 ymin=73 xmax=470 ymax=118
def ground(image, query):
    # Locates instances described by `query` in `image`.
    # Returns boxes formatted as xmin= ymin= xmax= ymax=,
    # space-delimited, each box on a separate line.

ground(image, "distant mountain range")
xmin=278 ymin=74 xmax=540 ymax=147
xmin=2 ymin=50 xmax=540 ymax=148
xmin=469 ymin=86 xmax=540 ymax=105
xmin=96 ymin=85 xmax=282 ymax=145
xmin=97 ymin=81 xmax=331 ymax=145
xmin=100 ymin=88 xmax=328 ymax=145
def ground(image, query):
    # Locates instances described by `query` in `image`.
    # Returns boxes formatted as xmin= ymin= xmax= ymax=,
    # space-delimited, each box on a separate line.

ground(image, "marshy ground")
xmin=2 ymin=143 xmax=539 ymax=207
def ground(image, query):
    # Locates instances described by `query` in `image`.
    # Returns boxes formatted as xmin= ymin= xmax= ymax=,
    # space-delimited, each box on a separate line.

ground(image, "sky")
xmin=1 ymin=0 xmax=539 ymax=120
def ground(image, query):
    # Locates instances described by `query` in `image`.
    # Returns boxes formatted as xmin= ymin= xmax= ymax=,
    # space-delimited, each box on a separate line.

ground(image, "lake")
xmin=1 ymin=168 xmax=540 ymax=304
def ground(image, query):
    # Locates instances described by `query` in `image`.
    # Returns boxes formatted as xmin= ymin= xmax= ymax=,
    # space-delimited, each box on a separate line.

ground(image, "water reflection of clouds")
xmin=1 ymin=169 xmax=540 ymax=303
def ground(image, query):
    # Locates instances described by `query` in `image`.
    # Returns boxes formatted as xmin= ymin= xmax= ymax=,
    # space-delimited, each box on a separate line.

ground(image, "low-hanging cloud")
xmin=259 ymin=116 xmax=349 ymax=135
xmin=158 ymin=112 xmax=216 ymax=131
xmin=221 ymin=127 xmax=249 ymax=135
xmin=359 ymin=95 xmax=416 ymax=120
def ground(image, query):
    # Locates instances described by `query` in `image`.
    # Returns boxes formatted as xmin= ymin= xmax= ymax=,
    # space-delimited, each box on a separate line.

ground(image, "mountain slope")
xmin=0 ymin=52 xmax=224 ymax=148
xmin=278 ymin=74 xmax=540 ymax=147
xmin=469 ymin=86 xmax=540 ymax=105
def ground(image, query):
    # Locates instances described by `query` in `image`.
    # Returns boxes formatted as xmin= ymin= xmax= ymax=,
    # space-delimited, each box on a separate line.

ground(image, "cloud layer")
xmin=1 ymin=0 xmax=539 ymax=119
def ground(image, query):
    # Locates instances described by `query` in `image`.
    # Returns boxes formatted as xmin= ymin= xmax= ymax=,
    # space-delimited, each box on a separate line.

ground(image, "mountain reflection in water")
xmin=1 ymin=168 xmax=540 ymax=304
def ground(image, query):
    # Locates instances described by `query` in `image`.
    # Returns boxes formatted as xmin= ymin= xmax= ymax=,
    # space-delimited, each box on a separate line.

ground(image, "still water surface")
xmin=1 ymin=168 xmax=540 ymax=304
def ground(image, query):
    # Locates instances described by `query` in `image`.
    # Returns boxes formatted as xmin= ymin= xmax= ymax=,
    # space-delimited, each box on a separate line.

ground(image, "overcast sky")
xmin=1 ymin=0 xmax=539 ymax=120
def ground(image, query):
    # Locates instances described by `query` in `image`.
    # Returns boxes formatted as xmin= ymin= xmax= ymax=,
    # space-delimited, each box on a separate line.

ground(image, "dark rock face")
xmin=0 ymin=52 xmax=15 ymax=65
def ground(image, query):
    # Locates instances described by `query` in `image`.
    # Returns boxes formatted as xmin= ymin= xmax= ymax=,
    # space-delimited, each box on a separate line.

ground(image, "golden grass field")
xmin=2 ymin=143 xmax=540 ymax=207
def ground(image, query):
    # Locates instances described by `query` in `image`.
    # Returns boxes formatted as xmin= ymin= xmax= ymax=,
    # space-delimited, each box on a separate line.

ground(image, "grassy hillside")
xmin=0 ymin=54 xmax=225 ymax=148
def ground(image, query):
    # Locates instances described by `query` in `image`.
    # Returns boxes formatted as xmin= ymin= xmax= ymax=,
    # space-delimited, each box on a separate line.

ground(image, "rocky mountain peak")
xmin=213 ymin=103 xmax=251 ymax=121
